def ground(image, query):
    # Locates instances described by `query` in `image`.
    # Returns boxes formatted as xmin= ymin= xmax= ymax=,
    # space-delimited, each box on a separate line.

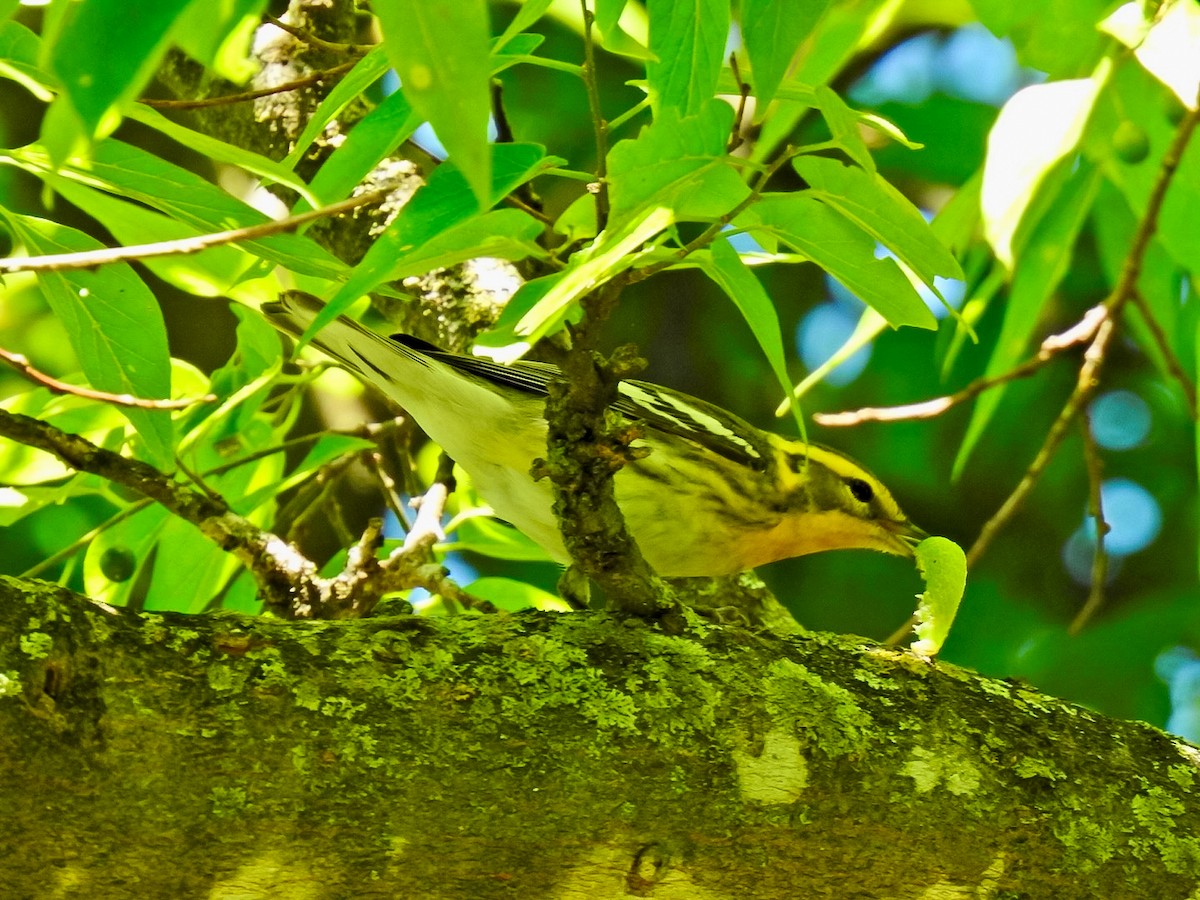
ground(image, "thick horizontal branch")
xmin=1 ymin=576 xmax=1197 ymax=898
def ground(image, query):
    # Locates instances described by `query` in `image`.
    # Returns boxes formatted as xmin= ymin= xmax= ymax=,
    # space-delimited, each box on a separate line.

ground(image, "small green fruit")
xmin=99 ymin=547 xmax=137 ymax=583
xmin=1112 ymin=120 xmax=1150 ymax=164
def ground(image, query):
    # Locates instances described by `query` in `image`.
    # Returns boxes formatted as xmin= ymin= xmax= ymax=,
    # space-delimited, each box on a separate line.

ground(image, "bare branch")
xmin=263 ymin=14 xmax=368 ymax=53
xmin=0 ymin=190 xmax=391 ymax=274
xmin=967 ymin=92 xmax=1200 ymax=567
xmin=1129 ymin=290 xmax=1197 ymax=417
xmin=0 ymin=346 xmax=216 ymax=410
xmin=816 ymin=305 xmax=1108 ymax=427
xmin=579 ymin=0 xmax=611 ymax=231
xmin=966 ymin=316 xmax=1114 ymax=568
xmin=141 ymin=60 xmax=358 ymax=110
xmin=1070 ymin=411 xmax=1110 ymax=635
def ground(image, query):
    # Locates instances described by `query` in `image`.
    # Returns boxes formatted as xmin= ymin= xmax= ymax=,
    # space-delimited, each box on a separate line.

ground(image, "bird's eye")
xmin=847 ymin=478 xmax=874 ymax=504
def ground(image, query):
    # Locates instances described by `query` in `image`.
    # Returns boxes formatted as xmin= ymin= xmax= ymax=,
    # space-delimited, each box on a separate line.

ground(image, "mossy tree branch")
xmin=2 ymin=575 xmax=1198 ymax=898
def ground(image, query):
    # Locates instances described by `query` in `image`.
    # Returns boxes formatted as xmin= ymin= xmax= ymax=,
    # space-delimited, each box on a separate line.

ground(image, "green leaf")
xmin=793 ymin=155 xmax=963 ymax=289
xmin=209 ymin=306 xmax=288 ymax=402
xmin=971 ymin=0 xmax=1111 ymax=77
xmin=646 ymin=0 xmax=729 ymax=115
xmin=607 ymin=99 xmax=750 ymax=226
xmin=953 ymin=160 xmax=1101 ymax=480
xmin=303 ymin=87 xmax=421 ymax=209
xmin=742 ymin=0 xmax=833 ymax=110
xmin=1082 ymin=58 xmax=1200 ymax=274
xmin=284 ymin=45 xmax=393 ymax=168
xmin=10 ymin=214 xmax=174 ymax=468
xmin=1091 ymin=179 xmax=1193 ymax=387
xmin=0 ymin=19 xmax=55 ymax=101
xmin=812 ymin=85 xmax=875 ymax=173
xmin=125 ymin=104 xmax=322 ymax=208
xmin=173 ymin=0 xmax=267 ymax=83
xmin=746 ymin=194 xmax=937 ymax=329
xmin=0 ymin=389 xmax=128 ymax=486
xmin=911 ymin=536 xmax=968 ymax=658
xmin=357 ymin=208 xmax=544 ymax=288
xmin=448 ymin=514 xmax=555 ymax=562
xmin=700 ymin=237 xmax=805 ymax=436
xmin=476 ymin=205 xmax=673 ymax=362
xmin=1105 ymin=0 xmax=1200 ymax=110
xmin=981 ymin=60 xmax=1108 ymax=268
xmin=320 ymin=142 xmax=553 ymax=331
xmin=595 ymin=0 xmax=631 ymax=37
xmin=49 ymin=179 xmax=265 ymax=299
xmin=374 ymin=0 xmax=493 ymax=206
xmin=748 ymin=0 xmax=905 ymax=164
xmin=48 ymin=0 xmax=193 ymax=136
xmin=464 ymin=577 xmax=570 ymax=612
xmin=776 ymin=306 xmax=888 ymax=410
xmin=498 ymin=0 xmax=555 ymax=42
xmin=83 ymin=414 xmax=284 ymax=612
xmin=2 ymin=140 xmax=349 ymax=280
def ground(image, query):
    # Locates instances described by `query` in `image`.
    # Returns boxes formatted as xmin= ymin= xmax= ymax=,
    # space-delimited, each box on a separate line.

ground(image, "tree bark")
xmin=2 ymin=574 xmax=1198 ymax=899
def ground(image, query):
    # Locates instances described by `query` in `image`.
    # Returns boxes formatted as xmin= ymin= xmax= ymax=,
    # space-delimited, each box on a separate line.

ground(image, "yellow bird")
xmin=264 ymin=292 xmax=926 ymax=577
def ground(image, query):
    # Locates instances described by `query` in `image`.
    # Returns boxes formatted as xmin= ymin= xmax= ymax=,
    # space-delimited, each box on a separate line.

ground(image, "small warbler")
xmin=264 ymin=291 xmax=926 ymax=577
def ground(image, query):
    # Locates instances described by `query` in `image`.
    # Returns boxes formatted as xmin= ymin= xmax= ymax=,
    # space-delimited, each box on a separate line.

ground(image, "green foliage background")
xmin=0 ymin=0 xmax=1198 ymax=738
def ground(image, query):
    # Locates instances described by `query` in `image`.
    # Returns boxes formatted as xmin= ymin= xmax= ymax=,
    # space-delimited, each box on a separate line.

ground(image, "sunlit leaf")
xmin=173 ymin=0 xmax=267 ymax=83
xmin=606 ymin=99 xmax=750 ymax=225
xmin=49 ymin=178 xmax=264 ymax=299
xmin=475 ymin=206 xmax=673 ymax=362
xmin=745 ymin=194 xmax=937 ymax=329
xmin=320 ymin=143 xmax=554 ymax=332
xmin=741 ymin=0 xmax=833 ymax=110
xmin=283 ymin=45 xmax=392 ymax=168
xmin=981 ymin=60 xmax=1109 ymax=268
xmin=700 ymin=237 xmax=805 ymax=436
xmin=813 ymin=85 xmax=874 ymax=173
xmin=971 ymin=0 xmax=1110 ymax=76
xmin=1082 ymin=59 xmax=1200 ymax=274
xmin=48 ymin=0 xmax=192 ymax=138
xmin=464 ymin=577 xmax=570 ymax=612
xmin=374 ymin=0 xmax=493 ymax=206
xmin=646 ymin=0 xmax=728 ymax=115
xmin=302 ymin=88 xmax=421 ymax=209
xmin=9 ymin=215 xmax=174 ymax=468
xmin=1 ymin=141 xmax=350 ymax=280
xmin=793 ymin=155 xmax=963 ymax=287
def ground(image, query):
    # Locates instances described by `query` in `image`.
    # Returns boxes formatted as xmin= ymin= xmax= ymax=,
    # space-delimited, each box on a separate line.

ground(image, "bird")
xmin=262 ymin=291 xmax=926 ymax=577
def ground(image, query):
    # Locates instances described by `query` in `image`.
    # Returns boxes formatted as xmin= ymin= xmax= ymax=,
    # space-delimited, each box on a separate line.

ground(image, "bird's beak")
xmin=884 ymin=519 xmax=928 ymax=557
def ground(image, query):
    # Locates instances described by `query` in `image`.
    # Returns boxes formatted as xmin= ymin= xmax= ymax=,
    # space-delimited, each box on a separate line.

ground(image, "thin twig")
xmin=0 ymin=405 xmax=321 ymax=616
xmin=727 ymin=53 xmax=752 ymax=154
xmin=966 ymin=316 xmax=1114 ymax=569
xmin=264 ymin=14 xmax=368 ymax=54
xmin=1071 ymin=411 xmax=1110 ymax=635
xmin=815 ymin=305 xmax=1108 ymax=427
xmin=967 ymin=91 xmax=1200 ymax=567
xmin=141 ymin=60 xmax=358 ymax=110
xmin=579 ymin=0 xmax=611 ymax=232
xmin=0 ymin=346 xmax=216 ymax=410
xmin=1129 ymin=290 xmax=1198 ymax=416
xmin=403 ymin=453 xmax=456 ymax=552
xmin=0 ymin=190 xmax=390 ymax=274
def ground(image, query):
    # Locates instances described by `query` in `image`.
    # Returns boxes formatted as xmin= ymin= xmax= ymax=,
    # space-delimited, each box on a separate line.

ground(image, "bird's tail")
xmin=261 ymin=291 xmax=434 ymax=403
